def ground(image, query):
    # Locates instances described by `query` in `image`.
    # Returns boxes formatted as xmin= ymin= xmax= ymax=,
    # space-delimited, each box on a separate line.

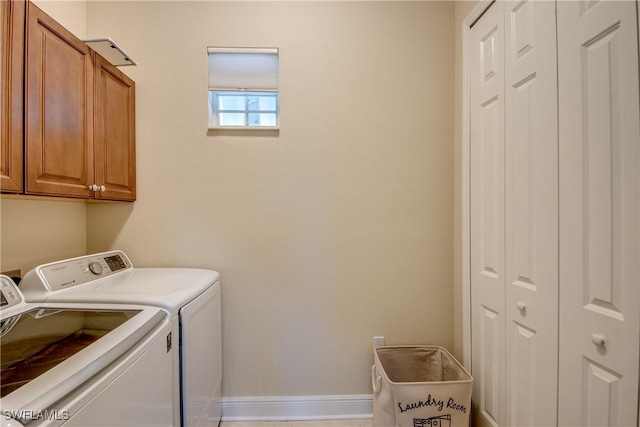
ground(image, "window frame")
xmin=208 ymin=90 xmax=280 ymax=129
xmin=207 ymin=47 xmax=280 ymax=130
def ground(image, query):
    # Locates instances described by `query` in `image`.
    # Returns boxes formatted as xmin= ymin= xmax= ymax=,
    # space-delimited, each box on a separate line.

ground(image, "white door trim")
xmin=460 ymin=0 xmax=495 ymax=371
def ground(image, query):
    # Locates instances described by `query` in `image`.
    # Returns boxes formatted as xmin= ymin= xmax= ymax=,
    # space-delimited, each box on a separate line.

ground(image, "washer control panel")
xmin=37 ymin=251 xmax=133 ymax=292
xmin=0 ymin=275 xmax=22 ymax=309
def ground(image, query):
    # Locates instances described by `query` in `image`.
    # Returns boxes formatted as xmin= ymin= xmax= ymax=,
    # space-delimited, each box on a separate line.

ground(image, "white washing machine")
xmin=0 ymin=275 xmax=174 ymax=426
xmin=19 ymin=251 xmax=222 ymax=427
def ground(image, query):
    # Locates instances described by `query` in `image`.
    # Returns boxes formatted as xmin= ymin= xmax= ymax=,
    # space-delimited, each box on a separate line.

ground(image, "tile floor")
xmin=220 ymin=419 xmax=372 ymax=427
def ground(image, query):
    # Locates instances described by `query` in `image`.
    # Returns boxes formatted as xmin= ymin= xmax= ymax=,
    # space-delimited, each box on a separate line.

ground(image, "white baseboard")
xmin=221 ymin=394 xmax=373 ymax=422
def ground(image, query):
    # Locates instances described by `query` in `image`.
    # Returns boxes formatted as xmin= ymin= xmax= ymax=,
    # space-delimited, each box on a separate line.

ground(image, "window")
xmin=208 ymin=47 xmax=279 ymax=129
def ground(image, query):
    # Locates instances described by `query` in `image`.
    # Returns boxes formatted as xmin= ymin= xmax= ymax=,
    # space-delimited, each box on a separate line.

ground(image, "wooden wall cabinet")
xmin=25 ymin=2 xmax=136 ymax=201
xmin=93 ymin=53 xmax=136 ymax=201
xmin=0 ymin=0 xmax=25 ymax=193
xmin=25 ymin=2 xmax=94 ymax=199
xmin=4 ymin=1 xmax=136 ymax=201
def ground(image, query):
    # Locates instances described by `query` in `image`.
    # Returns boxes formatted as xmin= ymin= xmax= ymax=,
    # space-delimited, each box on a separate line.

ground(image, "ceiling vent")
xmin=84 ymin=38 xmax=137 ymax=66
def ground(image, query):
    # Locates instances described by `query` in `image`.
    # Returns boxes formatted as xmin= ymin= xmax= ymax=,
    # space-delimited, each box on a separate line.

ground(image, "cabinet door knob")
xmin=516 ymin=301 xmax=526 ymax=311
xmin=591 ymin=334 xmax=606 ymax=346
xmin=100 ymin=185 xmax=107 ymax=192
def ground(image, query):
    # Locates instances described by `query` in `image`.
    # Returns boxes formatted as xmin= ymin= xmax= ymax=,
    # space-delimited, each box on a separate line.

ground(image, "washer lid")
xmin=0 ymin=304 xmax=167 ymax=420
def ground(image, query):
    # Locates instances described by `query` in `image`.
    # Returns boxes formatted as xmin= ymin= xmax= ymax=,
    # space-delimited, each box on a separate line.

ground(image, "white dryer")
xmin=0 ymin=275 xmax=174 ymax=426
xmin=19 ymin=251 xmax=222 ymax=427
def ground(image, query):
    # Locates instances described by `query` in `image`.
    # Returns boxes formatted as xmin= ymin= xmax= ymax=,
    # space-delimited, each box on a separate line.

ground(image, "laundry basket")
xmin=372 ymin=346 xmax=472 ymax=427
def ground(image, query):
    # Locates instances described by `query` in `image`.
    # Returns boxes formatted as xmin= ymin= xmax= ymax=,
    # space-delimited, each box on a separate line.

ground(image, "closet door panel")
xmin=558 ymin=1 xmax=640 ymax=425
xmin=470 ymin=2 xmax=505 ymax=426
xmin=504 ymin=1 xmax=558 ymax=426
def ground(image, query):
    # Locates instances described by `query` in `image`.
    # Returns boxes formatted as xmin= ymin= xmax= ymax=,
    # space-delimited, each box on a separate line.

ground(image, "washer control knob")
xmin=88 ymin=261 xmax=104 ymax=276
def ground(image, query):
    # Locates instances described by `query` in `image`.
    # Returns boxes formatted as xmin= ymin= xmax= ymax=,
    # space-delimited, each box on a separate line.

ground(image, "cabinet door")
xmin=558 ymin=1 xmax=640 ymax=425
xmin=93 ymin=53 xmax=136 ymax=201
xmin=25 ymin=2 xmax=93 ymax=198
xmin=0 ymin=0 xmax=24 ymax=193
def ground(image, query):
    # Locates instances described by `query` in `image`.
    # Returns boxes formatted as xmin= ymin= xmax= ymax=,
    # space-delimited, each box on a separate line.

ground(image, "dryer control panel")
xmin=28 ymin=251 xmax=133 ymax=292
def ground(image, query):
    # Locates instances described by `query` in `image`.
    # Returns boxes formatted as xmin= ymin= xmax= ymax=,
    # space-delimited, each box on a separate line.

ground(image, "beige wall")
xmin=31 ymin=0 xmax=86 ymax=38
xmin=86 ymin=1 xmax=455 ymax=398
xmin=0 ymin=1 xmax=88 ymax=276
xmin=0 ymin=198 xmax=86 ymax=274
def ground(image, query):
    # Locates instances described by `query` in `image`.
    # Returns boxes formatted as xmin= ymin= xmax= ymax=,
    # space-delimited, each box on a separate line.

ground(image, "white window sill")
xmin=208 ymin=126 xmax=280 ymax=131
xmin=206 ymin=126 xmax=280 ymax=136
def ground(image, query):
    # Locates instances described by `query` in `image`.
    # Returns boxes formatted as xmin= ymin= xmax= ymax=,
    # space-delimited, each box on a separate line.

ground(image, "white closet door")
xmin=503 ymin=1 xmax=558 ymax=426
xmin=470 ymin=2 xmax=506 ymax=426
xmin=558 ymin=1 xmax=640 ymax=426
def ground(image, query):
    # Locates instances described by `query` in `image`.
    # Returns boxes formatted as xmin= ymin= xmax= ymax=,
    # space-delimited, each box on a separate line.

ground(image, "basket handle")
xmin=371 ymin=364 xmax=382 ymax=394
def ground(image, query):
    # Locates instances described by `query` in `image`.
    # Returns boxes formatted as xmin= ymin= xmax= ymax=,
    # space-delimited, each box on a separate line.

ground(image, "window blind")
xmin=207 ymin=47 xmax=279 ymax=91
